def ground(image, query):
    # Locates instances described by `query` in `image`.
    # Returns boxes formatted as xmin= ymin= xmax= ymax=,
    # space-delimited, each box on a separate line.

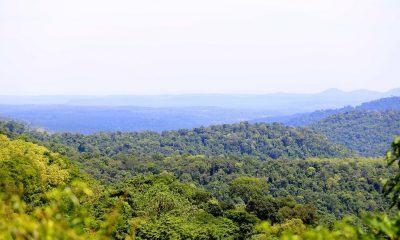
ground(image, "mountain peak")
xmin=322 ymin=88 xmax=343 ymax=94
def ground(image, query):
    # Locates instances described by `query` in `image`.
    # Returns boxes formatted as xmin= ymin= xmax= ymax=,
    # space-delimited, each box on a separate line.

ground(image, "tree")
xmin=229 ymin=176 xmax=269 ymax=204
xmin=384 ymin=136 xmax=400 ymax=209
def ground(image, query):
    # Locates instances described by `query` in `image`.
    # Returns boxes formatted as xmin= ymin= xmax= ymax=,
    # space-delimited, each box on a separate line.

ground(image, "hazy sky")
xmin=0 ymin=0 xmax=399 ymax=95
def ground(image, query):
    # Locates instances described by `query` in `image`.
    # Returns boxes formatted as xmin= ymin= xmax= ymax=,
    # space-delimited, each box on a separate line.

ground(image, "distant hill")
xmin=0 ymin=120 xmax=352 ymax=160
xmin=251 ymin=96 xmax=400 ymax=126
xmin=0 ymin=88 xmax=399 ymax=112
xmin=1 ymin=94 xmax=399 ymax=134
xmin=357 ymin=97 xmax=400 ymax=110
xmin=0 ymin=105 xmax=272 ymax=133
xmin=251 ymin=107 xmax=353 ymax=126
xmin=310 ymin=110 xmax=400 ymax=156
xmin=251 ymin=97 xmax=400 ymax=156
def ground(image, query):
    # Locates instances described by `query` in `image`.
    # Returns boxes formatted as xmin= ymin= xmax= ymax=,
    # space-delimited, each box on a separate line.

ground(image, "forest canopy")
xmin=0 ymin=113 xmax=400 ymax=239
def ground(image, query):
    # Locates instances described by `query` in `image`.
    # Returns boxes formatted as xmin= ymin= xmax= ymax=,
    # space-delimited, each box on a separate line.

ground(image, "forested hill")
xmin=357 ymin=96 xmax=400 ymax=110
xmin=310 ymin=110 xmax=400 ymax=156
xmin=249 ymin=97 xmax=400 ymax=157
xmin=251 ymin=96 xmax=400 ymax=126
xmin=0 ymin=120 xmax=351 ymax=159
xmin=2 ymin=132 xmax=398 ymax=239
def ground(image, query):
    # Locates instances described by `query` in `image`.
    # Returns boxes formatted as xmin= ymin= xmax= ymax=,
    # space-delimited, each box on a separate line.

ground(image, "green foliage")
xmin=225 ymin=209 xmax=259 ymax=239
xmin=246 ymin=196 xmax=283 ymax=224
xmin=70 ymin=153 xmax=393 ymax=222
xmin=0 ymin=134 xmax=112 ymax=239
xmin=0 ymin=136 xmax=243 ymax=239
xmin=135 ymin=213 xmax=238 ymax=240
xmin=279 ymin=136 xmax=400 ymax=240
xmin=254 ymin=96 xmax=400 ymax=127
xmin=0 ymin=134 xmax=72 ymax=202
xmin=282 ymin=217 xmax=369 ymax=240
xmin=261 ymin=218 xmax=307 ymax=238
xmin=24 ymin=122 xmax=352 ymax=159
xmin=278 ymin=203 xmax=318 ymax=225
xmin=229 ymin=176 xmax=269 ymax=204
xmin=0 ymin=119 xmax=28 ymax=137
xmin=384 ymin=136 xmax=400 ymax=209
xmin=102 ymin=174 xmax=242 ymax=239
xmin=246 ymin=196 xmax=318 ymax=225
xmin=311 ymin=110 xmax=400 ymax=156
xmin=2 ymin=119 xmax=400 ymax=239
xmin=363 ymin=212 xmax=400 ymax=239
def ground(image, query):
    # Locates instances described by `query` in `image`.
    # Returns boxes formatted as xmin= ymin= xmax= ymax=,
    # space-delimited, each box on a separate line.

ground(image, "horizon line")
xmin=0 ymin=87 xmax=399 ymax=97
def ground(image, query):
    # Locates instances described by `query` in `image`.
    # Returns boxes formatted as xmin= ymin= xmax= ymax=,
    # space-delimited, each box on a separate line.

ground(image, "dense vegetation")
xmin=357 ymin=97 xmax=400 ymax=111
xmin=74 ymin=153 xmax=393 ymax=222
xmin=1 ymin=132 xmax=400 ymax=239
xmin=252 ymin=96 xmax=400 ymax=127
xmin=25 ymin=122 xmax=352 ymax=159
xmin=252 ymin=98 xmax=400 ymax=157
xmin=1 ymin=113 xmax=400 ymax=239
xmin=0 ymin=135 xmax=324 ymax=239
xmin=2 ymin=97 xmax=399 ymax=160
xmin=311 ymin=110 xmax=400 ymax=156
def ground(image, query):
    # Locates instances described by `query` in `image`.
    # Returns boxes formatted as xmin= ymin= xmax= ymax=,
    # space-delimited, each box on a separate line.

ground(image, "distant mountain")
xmin=251 ymin=96 xmax=400 ymax=126
xmin=0 ymin=105 xmax=272 ymax=133
xmin=1 ymin=93 xmax=399 ymax=134
xmin=0 ymin=88 xmax=399 ymax=113
xmin=310 ymin=110 xmax=400 ymax=156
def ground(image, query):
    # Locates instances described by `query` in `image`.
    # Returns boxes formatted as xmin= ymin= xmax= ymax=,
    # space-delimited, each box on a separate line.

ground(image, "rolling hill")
xmin=310 ymin=110 xmax=400 ymax=156
xmin=0 ymin=120 xmax=352 ymax=159
xmin=251 ymin=96 xmax=400 ymax=126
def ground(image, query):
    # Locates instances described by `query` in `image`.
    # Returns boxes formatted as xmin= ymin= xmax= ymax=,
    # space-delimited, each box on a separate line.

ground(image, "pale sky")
xmin=0 ymin=0 xmax=399 ymax=95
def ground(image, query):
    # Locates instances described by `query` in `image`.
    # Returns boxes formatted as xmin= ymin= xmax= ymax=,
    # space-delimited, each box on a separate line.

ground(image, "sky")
xmin=0 ymin=0 xmax=399 ymax=95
